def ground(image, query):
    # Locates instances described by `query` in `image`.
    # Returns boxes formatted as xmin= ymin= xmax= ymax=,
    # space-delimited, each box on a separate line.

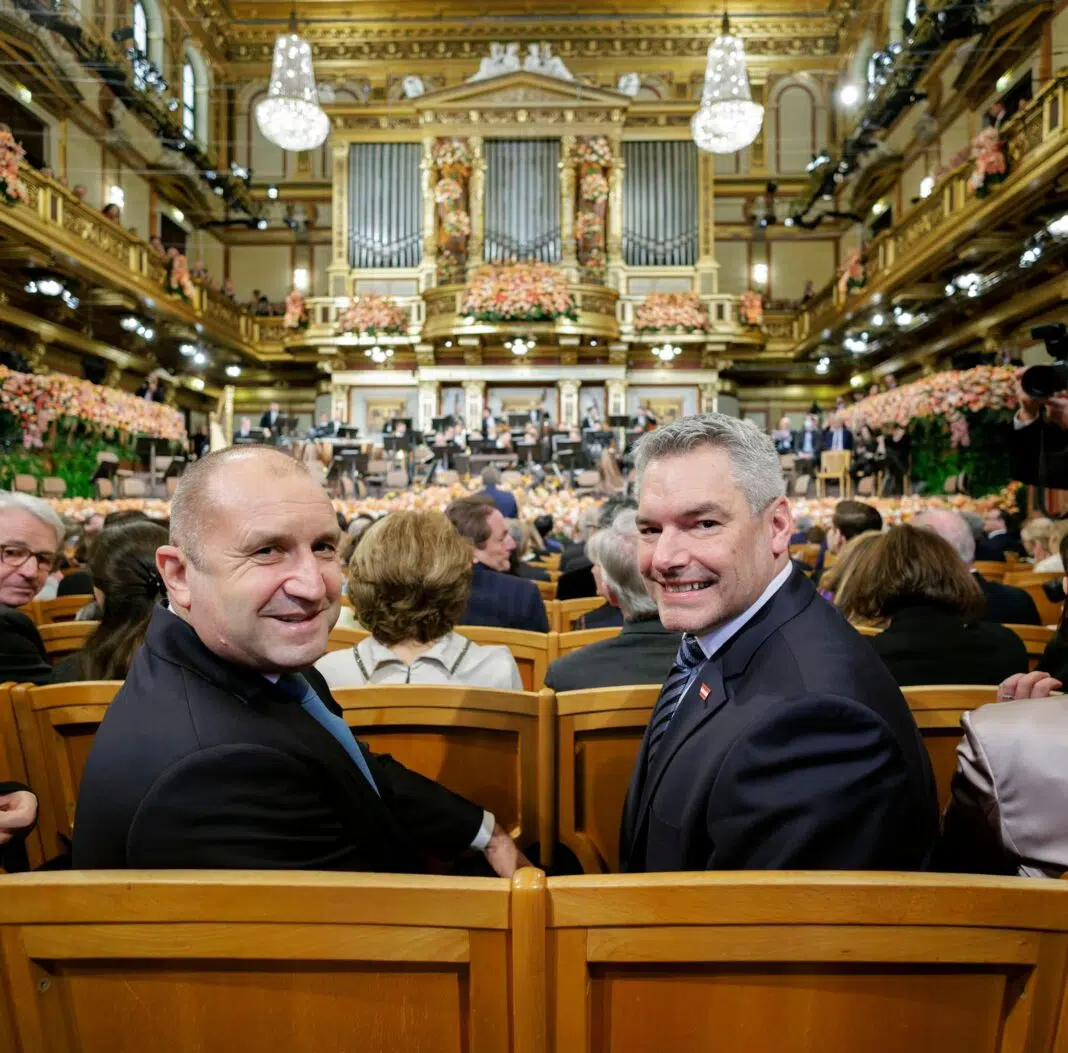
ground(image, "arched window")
xmin=182 ymin=61 xmax=197 ymax=139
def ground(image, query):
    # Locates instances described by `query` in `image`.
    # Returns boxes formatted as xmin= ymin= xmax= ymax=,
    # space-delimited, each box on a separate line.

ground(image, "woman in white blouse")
xmin=316 ymin=510 xmax=522 ymax=689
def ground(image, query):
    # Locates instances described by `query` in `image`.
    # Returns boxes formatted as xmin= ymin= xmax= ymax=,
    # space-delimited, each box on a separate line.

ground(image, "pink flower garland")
xmin=462 ymin=261 xmax=577 ymax=322
xmin=337 ymin=294 xmax=408 ymax=335
xmin=0 ymin=131 xmax=27 ymax=206
xmin=634 ymin=292 xmax=711 ymax=333
xmin=283 ymin=290 xmax=308 ymax=330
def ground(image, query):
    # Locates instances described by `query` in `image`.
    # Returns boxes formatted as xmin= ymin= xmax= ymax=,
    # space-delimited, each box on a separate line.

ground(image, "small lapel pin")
xmin=698 ymin=682 xmax=710 ymax=700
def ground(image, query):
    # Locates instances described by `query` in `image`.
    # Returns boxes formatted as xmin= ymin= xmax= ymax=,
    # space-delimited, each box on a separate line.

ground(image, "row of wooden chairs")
xmin=3 ymin=866 xmax=1068 ymax=1053
xmin=22 ymin=595 xmax=92 ymax=627
xmin=1 ymin=680 xmax=1005 ymax=875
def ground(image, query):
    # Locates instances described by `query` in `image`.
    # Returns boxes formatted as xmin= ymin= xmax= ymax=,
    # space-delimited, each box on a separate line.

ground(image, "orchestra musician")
xmin=259 ymin=401 xmax=282 ymax=437
xmin=633 ymin=400 xmax=658 ymax=431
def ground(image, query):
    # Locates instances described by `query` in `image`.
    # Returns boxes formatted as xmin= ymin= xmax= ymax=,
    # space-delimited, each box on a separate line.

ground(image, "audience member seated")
xmin=0 ymin=492 xmax=64 ymax=685
xmin=101 ymin=202 xmax=121 ymax=223
xmin=1037 ymin=532 xmax=1068 ymax=679
xmin=556 ymin=498 xmax=636 ymax=601
xmin=476 ymin=466 xmax=518 ymax=519
xmin=508 ymin=523 xmax=550 ymax=582
xmin=828 ymin=499 xmax=883 ymax=554
xmin=913 ymin=509 xmax=1041 ymax=625
xmin=545 ymin=510 xmax=679 ymax=691
xmin=821 ymin=412 xmax=854 ymax=453
xmin=0 ymin=782 xmax=38 ymax=873
xmin=533 ymin=513 xmax=562 ymax=554
xmin=1022 ymin=516 xmax=1066 ymax=572
xmin=316 ymin=511 xmax=521 ymax=690
xmin=816 ymin=530 xmax=883 ymax=605
xmin=72 ymin=447 xmax=528 ymax=876
xmin=937 ymin=669 xmax=1068 ymax=877
xmin=834 ymin=525 xmax=1028 ymax=686
xmin=597 ymin=440 xmax=626 ymax=495
xmin=51 ymin=520 xmax=168 ymax=683
xmin=975 ymin=507 xmax=1028 ymax=562
xmin=445 ymin=497 xmax=548 ymax=633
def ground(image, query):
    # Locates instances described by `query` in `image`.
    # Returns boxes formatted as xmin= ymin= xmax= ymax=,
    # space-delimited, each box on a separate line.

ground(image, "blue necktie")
xmin=281 ymin=675 xmax=380 ymax=796
xmin=646 ymin=635 xmax=707 ymax=767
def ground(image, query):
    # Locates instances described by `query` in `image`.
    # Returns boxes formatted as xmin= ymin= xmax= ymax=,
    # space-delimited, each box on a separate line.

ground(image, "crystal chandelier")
xmin=506 ymin=337 xmax=534 ymax=357
xmin=652 ymin=343 xmax=682 ymax=362
xmin=255 ymin=21 xmax=329 ymax=152
xmin=365 ymin=345 xmax=394 ymax=365
xmin=690 ymin=12 xmax=764 ymax=155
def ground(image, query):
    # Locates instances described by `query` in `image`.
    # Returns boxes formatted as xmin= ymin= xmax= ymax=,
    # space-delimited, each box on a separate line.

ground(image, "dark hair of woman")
xmin=80 ymin=520 xmax=168 ymax=680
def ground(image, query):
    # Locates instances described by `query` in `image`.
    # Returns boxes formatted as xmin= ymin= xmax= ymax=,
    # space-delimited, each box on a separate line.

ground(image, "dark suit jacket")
xmin=559 ymin=542 xmax=589 ymax=574
xmin=259 ymin=410 xmax=280 ymax=431
xmin=57 ymin=571 xmax=93 ymax=597
xmin=975 ymin=532 xmax=1028 ymax=562
xmin=459 ymin=563 xmax=549 ymax=634
xmin=555 ymin=565 xmax=596 ymax=601
xmin=545 ymin=617 xmax=680 ymax=692
xmin=821 ymin=426 xmax=855 ymax=452
xmin=576 ymin=603 xmax=626 ymax=630
xmin=620 ymin=567 xmax=938 ymax=872
xmin=792 ymin=428 xmax=821 ymax=458
xmin=1010 ymin=416 xmax=1068 ymax=488
xmin=0 ymin=606 xmax=53 ymax=685
xmin=71 ymin=608 xmax=484 ymax=871
xmin=514 ymin=561 xmax=550 ymax=582
xmin=870 ymin=606 xmax=1028 ymax=686
xmin=0 ymin=779 xmax=35 ymax=872
xmin=974 ymin=573 xmax=1041 ymax=626
xmin=1040 ymin=637 xmax=1068 ymax=681
xmin=477 ymin=485 xmax=518 ymax=519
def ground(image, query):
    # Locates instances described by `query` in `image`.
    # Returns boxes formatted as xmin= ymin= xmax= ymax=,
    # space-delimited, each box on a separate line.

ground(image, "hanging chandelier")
xmin=255 ymin=17 xmax=329 ymax=152
xmin=690 ymin=11 xmax=764 ymax=155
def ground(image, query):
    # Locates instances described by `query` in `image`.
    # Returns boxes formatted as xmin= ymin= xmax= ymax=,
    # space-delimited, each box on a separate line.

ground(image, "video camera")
xmin=1022 ymin=323 xmax=1068 ymax=398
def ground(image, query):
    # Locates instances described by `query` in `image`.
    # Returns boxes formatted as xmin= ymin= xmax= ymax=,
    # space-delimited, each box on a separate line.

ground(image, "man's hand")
xmin=0 ymin=791 xmax=37 ymax=846
xmin=998 ymin=670 xmax=1063 ymax=702
xmin=483 ymin=823 xmax=531 ymax=878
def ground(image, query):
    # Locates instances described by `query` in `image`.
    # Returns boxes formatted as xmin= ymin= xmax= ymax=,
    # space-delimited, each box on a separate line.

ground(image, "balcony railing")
xmin=793 ymin=69 xmax=1068 ymax=349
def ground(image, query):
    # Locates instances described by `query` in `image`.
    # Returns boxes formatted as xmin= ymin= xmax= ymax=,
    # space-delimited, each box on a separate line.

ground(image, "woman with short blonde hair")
xmin=315 ymin=510 xmax=521 ymax=689
xmin=1022 ymin=517 xmax=1066 ymax=572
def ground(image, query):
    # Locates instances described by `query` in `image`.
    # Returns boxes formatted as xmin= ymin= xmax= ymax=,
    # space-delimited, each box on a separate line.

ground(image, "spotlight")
xmin=36 ymin=277 xmax=64 ymax=297
xmin=120 ymin=315 xmax=141 ymax=332
xmin=1047 ymin=215 xmax=1068 ymax=237
xmin=871 ymin=313 xmax=885 ymax=326
xmin=267 ymin=185 xmax=279 ymax=200
xmin=192 ymin=351 xmax=207 ymax=365
xmin=180 ymin=343 xmax=197 ymax=357
xmin=256 ymin=219 xmax=268 ymax=230
xmin=838 ymin=83 xmax=861 ymax=108
xmin=225 ymin=364 xmax=242 ymax=378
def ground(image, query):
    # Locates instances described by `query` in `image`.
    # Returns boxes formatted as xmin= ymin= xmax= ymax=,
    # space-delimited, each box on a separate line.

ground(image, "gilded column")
xmin=327 ymin=141 xmax=350 ymax=298
xmin=469 ymin=137 xmax=485 ymax=267
xmin=697 ymin=151 xmax=719 ymax=296
xmin=330 ymin=382 xmax=350 ymax=424
xmin=749 ymin=83 xmax=768 ymax=174
xmin=418 ymin=380 xmax=440 ymax=432
xmin=560 ymin=135 xmax=577 ymax=273
xmin=605 ymin=145 xmax=625 ymax=290
xmin=700 ymin=372 xmax=721 ymax=415
xmin=222 ymin=384 xmax=235 ymax=445
xmin=420 ymin=138 xmax=437 ymax=290
xmin=557 ymin=378 xmax=580 ymax=429
xmin=463 ymin=380 xmax=486 ymax=425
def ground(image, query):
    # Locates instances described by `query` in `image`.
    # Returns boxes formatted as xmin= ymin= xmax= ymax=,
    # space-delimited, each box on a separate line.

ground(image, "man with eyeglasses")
xmin=0 ymin=492 xmax=62 ymax=685
xmin=0 ymin=491 xmax=64 ymax=869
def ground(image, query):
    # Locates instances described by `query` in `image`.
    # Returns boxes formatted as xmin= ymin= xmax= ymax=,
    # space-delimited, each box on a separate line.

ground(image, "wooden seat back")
xmin=26 ymin=595 xmax=93 ymax=625
xmin=332 ymin=685 xmax=553 ymax=855
xmin=39 ymin=619 xmax=98 ymax=660
xmin=533 ymin=578 xmax=557 ymax=602
xmin=902 ymin=684 xmax=1000 ymax=811
xmin=0 ymin=870 xmax=525 ymax=1053
xmin=546 ymin=872 xmax=1068 ymax=1053
xmin=324 ymin=624 xmax=370 ymax=653
xmin=0 ymin=682 xmax=43 ymax=869
xmin=555 ymin=686 xmax=658 ymax=873
xmin=973 ymin=560 xmax=1010 ymax=582
xmin=551 ymin=597 xmax=605 ymax=634
xmin=788 ymin=542 xmax=820 ymax=567
xmin=1004 ymin=623 xmax=1055 ymax=671
xmin=1002 ymin=570 xmax=1064 ymax=627
xmin=11 ymin=681 xmax=121 ymax=859
xmin=455 ymin=626 xmax=552 ymax=692
xmin=555 ymin=627 xmax=622 ymax=659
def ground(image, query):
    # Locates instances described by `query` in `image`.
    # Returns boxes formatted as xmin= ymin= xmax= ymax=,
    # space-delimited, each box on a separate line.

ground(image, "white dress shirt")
xmin=695 ymin=560 xmax=795 ymax=663
xmin=315 ymin=631 xmax=522 ymax=690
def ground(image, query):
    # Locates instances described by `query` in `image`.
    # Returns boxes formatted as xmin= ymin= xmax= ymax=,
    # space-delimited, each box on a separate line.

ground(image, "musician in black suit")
xmin=72 ymin=448 xmax=527 ymax=876
xmin=0 ymin=780 xmax=37 ymax=872
xmin=446 ymin=496 xmax=549 ymax=633
xmin=975 ymin=508 xmax=1027 ymax=562
xmin=620 ymin=415 xmax=938 ymax=872
xmin=259 ymin=401 xmax=282 ymax=436
xmin=545 ymin=510 xmax=680 ymax=692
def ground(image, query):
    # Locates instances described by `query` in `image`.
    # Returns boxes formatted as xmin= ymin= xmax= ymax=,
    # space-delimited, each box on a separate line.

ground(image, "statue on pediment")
xmin=469 ymin=42 xmax=522 ymax=82
xmin=468 ymin=40 xmax=573 ymax=83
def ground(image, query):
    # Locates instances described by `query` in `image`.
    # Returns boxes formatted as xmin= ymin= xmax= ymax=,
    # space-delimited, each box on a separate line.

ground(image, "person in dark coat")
xmin=474 ymin=466 xmax=518 ymax=520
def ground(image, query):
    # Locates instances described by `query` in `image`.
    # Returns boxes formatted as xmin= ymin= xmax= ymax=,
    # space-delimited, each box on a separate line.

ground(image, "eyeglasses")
xmin=0 ymin=545 xmax=57 ymax=573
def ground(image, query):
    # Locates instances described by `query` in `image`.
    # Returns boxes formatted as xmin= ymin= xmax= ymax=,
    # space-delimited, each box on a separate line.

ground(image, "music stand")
xmin=608 ymin=415 xmax=630 ymax=428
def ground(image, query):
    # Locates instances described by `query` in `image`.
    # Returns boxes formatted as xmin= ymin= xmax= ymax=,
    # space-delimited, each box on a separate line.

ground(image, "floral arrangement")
xmin=634 ymin=292 xmax=711 ymax=333
xmin=571 ymin=136 xmax=613 ymax=167
xmin=968 ymin=127 xmax=1008 ymax=197
xmin=438 ymin=248 xmax=465 ymax=285
xmin=837 ymin=249 xmax=866 ymax=298
xmin=0 ymin=365 xmax=186 ymax=445
xmin=336 ymin=294 xmax=408 ymax=336
xmin=462 ymin=261 xmax=578 ymax=322
xmin=283 ymin=289 xmax=308 ymax=331
xmin=164 ymin=248 xmax=195 ymax=302
xmin=574 ymin=210 xmax=600 ymax=240
xmin=431 ymin=137 xmax=472 ymax=172
xmin=0 ymin=130 xmax=27 ymax=206
xmin=579 ymin=246 xmax=606 ymax=282
xmin=580 ymin=172 xmax=609 ymax=203
xmin=739 ymin=290 xmax=764 ymax=327
xmin=434 ymin=177 xmax=464 ymax=205
xmin=843 ymin=365 xmax=1018 ymax=438
xmin=442 ymin=208 xmax=471 ymax=238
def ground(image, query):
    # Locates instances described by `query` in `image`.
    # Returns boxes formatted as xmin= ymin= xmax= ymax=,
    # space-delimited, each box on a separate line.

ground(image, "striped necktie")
xmin=646 ymin=634 xmax=708 ymax=767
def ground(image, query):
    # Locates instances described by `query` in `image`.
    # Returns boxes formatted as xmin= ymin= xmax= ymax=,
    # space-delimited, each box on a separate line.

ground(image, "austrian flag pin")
xmin=698 ymin=683 xmax=711 ymax=701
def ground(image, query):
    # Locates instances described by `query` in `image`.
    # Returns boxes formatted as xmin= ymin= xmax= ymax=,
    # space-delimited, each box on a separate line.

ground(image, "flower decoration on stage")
xmin=336 ymin=294 xmax=408 ymax=336
xmin=462 ymin=261 xmax=578 ymax=322
xmin=283 ymin=289 xmax=308 ymax=331
xmin=580 ymin=172 xmax=609 ymax=204
xmin=433 ymin=177 xmax=465 ymax=206
xmin=164 ymin=248 xmax=195 ymax=302
xmin=570 ymin=136 xmax=613 ymax=168
xmin=442 ymin=208 xmax=471 ymax=238
xmin=739 ymin=289 xmax=764 ymax=327
xmin=574 ymin=210 xmax=600 ymax=240
xmin=0 ymin=365 xmax=186 ymax=445
xmin=968 ymin=127 xmax=1007 ymax=198
xmin=579 ymin=246 xmax=606 ymax=283
xmin=431 ymin=137 xmax=473 ymax=174
xmin=0 ymin=131 xmax=27 ymax=206
xmin=843 ymin=365 xmax=1018 ymax=442
xmin=634 ymin=292 xmax=711 ymax=333
xmin=836 ymin=249 xmax=866 ymax=298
